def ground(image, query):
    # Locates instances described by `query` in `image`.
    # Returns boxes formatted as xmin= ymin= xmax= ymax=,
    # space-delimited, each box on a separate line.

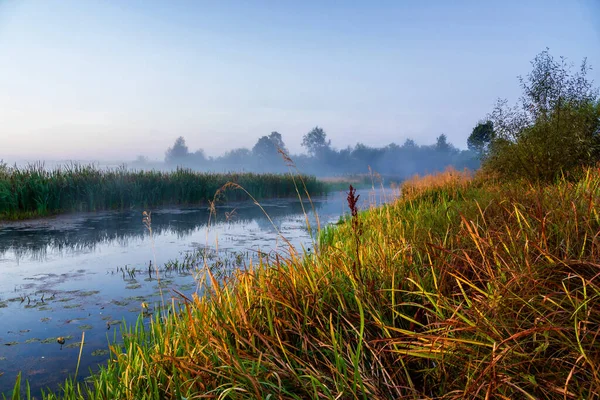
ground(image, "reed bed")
xmin=0 ymin=163 xmax=325 ymax=220
xmin=11 ymin=167 xmax=600 ymax=399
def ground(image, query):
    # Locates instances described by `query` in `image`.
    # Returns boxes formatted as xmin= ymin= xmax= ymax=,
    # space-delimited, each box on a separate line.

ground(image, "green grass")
xmin=9 ymin=167 xmax=600 ymax=399
xmin=0 ymin=162 xmax=325 ymax=220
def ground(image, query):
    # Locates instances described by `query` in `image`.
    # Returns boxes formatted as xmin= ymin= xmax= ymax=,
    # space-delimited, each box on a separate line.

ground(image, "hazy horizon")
xmin=1 ymin=0 xmax=599 ymax=162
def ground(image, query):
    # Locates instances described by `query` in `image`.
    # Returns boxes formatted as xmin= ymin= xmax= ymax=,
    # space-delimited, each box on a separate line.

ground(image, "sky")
xmin=1 ymin=0 xmax=599 ymax=161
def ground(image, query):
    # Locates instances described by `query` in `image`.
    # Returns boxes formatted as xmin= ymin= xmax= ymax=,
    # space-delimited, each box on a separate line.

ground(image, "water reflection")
xmin=0 ymin=197 xmax=331 ymax=263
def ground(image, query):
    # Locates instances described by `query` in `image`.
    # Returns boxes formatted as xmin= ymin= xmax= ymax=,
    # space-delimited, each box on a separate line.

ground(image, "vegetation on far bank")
xmin=0 ymin=163 xmax=325 ymax=221
xmin=141 ymin=126 xmax=479 ymax=177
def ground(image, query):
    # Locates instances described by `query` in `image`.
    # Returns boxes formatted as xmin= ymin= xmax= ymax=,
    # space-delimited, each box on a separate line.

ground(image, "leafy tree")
xmin=302 ymin=126 xmax=331 ymax=157
xmin=402 ymin=138 xmax=417 ymax=149
xmin=252 ymin=132 xmax=287 ymax=162
xmin=267 ymin=131 xmax=287 ymax=154
xmin=165 ymin=136 xmax=190 ymax=164
xmin=191 ymin=149 xmax=207 ymax=165
xmin=467 ymin=120 xmax=495 ymax=155
xmin=485 ymin=49 xmax=600 ymax=181
xmin=435 ymin=134 xmax=452 ymax=152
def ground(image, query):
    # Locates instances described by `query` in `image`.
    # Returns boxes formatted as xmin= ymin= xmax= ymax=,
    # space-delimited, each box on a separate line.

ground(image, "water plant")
xmin=0 ymin=163 xmax=326 ymax=220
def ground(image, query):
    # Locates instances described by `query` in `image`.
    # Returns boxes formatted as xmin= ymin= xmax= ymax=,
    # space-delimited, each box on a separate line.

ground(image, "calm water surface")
xmin=0 ymin=188 xmax=395 ymax=395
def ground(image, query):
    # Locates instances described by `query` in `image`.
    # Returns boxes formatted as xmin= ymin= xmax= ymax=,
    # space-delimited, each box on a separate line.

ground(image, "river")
xmin=0 ymin=188 xmax=395 ymax=395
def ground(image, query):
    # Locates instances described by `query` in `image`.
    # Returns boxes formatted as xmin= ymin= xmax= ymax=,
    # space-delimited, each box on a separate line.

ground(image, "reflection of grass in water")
xmin=111 ymin=300 xmax=129 ymax=307
xmin=38 ymin=306 xmax=52 ymax=311
xmin=100 ymin=315 xmax=112 ymax=321
xmin=64 ymin=342 xmax=83 ymax=349
xmin=64 ymin=304 xmax=82 ymax=309
xmin=91 ymin=349 xmax=109 ymax=357
xmin=78 ymin=324 xmax=93 ymax=331
xmin=0 ymin=302 xmax=7 ymax=308
xmin=40 ymin=317 xmax=51 ymax=322
xmin=25 ymin=338 xmax=40 ymax=344
xmin=3 ymin=341 xmax=18 ymax=346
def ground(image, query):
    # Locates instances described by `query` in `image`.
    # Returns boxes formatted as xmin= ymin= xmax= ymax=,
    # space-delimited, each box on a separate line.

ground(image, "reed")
xmin=10 ymin=166 xmax=600 ymax=399
xmin=0 ymin=163 xmax=325 ymax=220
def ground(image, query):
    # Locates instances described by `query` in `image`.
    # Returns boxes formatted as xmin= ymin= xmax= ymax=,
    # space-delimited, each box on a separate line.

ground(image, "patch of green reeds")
xmin=13 ymin=166 xmax=600 ymax=399
xmin=0 ymin=162 xmax=325 ymax=220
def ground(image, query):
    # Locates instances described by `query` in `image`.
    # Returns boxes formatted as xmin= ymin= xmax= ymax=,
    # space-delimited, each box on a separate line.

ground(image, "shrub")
xmin=483 ymin=49 xmax=600 ymax=181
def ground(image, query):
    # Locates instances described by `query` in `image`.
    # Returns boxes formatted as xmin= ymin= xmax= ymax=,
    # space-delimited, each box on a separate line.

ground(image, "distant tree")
xmin=402 ymin=138 xmax=417 ymax=149
xmin=435 ymin=134 xmax=452 ymax=152
xmin=268 ymin=131 xmax=287 ymax=154
xmin=485 ymin=49 xmax=600 ymax=181
xmin=133 ymin=155 xmax=149 ymax=164
xmin=302 ymin=126 xmax=331 ymax=157
xmin=467 ymin=120 xmax=495 ymax=155
xmin=385 ymin=142 xmax=401 ymax=152
xmin=252 ymin=135 xmax=280 ymax=161
xmin=165 ymin=136 xmax=190 ymax=164
xmin=191 ymin=149 xmax=207 ymax=165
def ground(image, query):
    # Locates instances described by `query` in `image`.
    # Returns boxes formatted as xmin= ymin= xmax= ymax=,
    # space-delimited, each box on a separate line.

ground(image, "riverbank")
xmin=13 ymin=167 xmax=600 ymax=399
xmin=0 ymin=163 xmax=326 ymax=221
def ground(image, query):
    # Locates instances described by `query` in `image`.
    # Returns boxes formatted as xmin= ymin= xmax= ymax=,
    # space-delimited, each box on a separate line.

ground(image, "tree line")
xmin=154 ymin=128 xmax=479 ymax=179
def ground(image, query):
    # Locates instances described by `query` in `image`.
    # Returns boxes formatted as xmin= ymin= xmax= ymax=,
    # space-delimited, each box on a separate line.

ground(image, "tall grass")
xmin=12 ymin=166 xmax=600 ymax=399
xmin=0 ymin=162 xmax=325 ymax=220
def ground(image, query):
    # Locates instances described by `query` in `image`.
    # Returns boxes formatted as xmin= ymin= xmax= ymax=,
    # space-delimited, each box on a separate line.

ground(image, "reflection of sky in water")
xmin=0 ymin=188 xmax=396 ymax=396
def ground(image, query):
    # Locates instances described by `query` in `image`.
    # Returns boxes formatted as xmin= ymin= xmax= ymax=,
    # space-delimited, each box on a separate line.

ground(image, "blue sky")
xmin=1 ymin=0 xmax=599 ymax=161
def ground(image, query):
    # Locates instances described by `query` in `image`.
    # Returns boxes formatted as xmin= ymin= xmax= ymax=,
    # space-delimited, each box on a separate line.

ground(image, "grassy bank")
xmin=0 ymin=163 xmax=325 ymax=220
xmin=11 ymin=167 xmax=600 ymax=399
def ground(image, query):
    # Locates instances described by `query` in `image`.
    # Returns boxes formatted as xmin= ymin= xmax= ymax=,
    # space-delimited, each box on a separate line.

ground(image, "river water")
xmin=0 ymin=188 xmax=395 ymax=395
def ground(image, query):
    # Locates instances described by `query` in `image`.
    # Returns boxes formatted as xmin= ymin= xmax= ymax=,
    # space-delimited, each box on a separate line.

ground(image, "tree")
xmin=191 ymin=149 xmax=207 ymax=165
xmin=165 ymin=136 xmax=190 ymax=164
xmin=485 ymin=49 xmax=600 ymax=181
xmin=302 ymin=126 xmax=331 ymax=157
xmin=252 ymin=132 xmax=287 ymax=162
xmin=402 ymin=138 xmax=417 ymax=149
xmin=435 ymin=134 xmax=452 ymax=152
xmin=267 ymin=131 xmax=287 ymax=154
xmin=467 ymin=120 xmax=495 ymax=155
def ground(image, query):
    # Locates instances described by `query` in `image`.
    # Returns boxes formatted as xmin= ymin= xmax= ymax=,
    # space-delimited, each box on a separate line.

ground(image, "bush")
xmin=483 ymin=49 xmax=600 ymax=181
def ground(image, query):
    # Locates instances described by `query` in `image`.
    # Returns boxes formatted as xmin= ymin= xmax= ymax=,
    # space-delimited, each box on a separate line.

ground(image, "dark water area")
xmin=0 ymin=188 xmax=396 ymax=396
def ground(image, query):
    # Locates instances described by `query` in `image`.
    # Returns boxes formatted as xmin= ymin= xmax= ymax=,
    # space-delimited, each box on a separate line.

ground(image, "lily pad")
xmin=64 ymin=342 xmax=84 ymax=349
xmin=4 ymin=341 xmax=18 ymax=346
xmin=77 ymin=291 xmax=100 ymax=297
xmin=57 ymin=297 xmax=74 ymax=303
xmin=125 ymin=284 xmax=142 ymax=290
xmin=78 ymin=324 xmax=93 ymax=331
xmin=111 ymin=300 xmax=129 ymax=307
xmin=25 ymin=338 xmax=41 ymax=344
xmin=64 ymin=304 xmax=83 ymax=309
xmin=40 ymin=317 xmax=51 ymax=323
xmin=0 ymin=302 xmax=7 ymax=308
xmin=41 ymin=335 xmax=73 ymax=344
xmin=91 ymin=349 xmax=109 ymax=357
